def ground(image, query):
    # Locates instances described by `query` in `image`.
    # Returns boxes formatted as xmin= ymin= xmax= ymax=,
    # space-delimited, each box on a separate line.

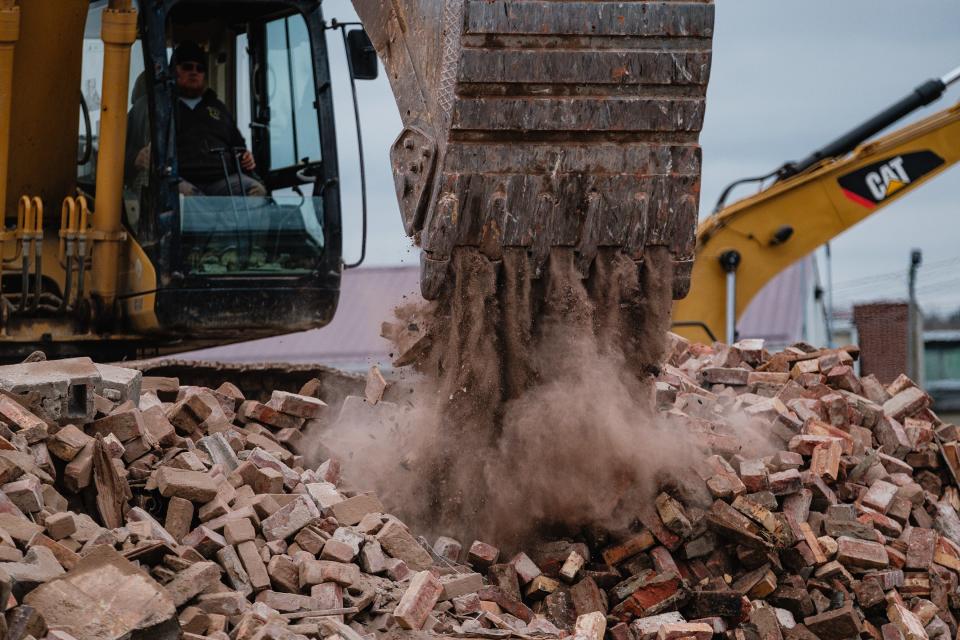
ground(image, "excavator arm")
xmin=673 ymin=69 xmax=960 ymax=344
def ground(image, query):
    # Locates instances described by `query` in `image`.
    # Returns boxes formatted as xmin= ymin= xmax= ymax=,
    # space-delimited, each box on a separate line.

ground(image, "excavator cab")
xmin=73 ymin=0 xmax=373 ymax=348
xmin=0 ymin=0 xmax=713 ymax=361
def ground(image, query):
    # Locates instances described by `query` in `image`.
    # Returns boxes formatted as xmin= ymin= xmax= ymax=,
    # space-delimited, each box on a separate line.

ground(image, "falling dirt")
xmin=312 ymin=246 xmax=712 ymax=549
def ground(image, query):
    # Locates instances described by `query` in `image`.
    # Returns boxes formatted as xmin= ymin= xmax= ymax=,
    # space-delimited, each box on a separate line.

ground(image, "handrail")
xmin=30 ymin=196 xmax=41 ymax=312
xmin=16 ymin=196 xmax=31 ymax=311
xmin=60 ymin=197 xmax=79 ymax=309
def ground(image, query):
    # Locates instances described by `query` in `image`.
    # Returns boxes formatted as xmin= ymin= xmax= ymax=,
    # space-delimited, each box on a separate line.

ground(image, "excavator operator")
xmin=127 ymin=41 xmax=267 ymax=198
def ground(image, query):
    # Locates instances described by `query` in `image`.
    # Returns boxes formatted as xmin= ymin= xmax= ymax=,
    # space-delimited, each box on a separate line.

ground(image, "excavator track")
xmin=354 ymin=0 xmax=714 ymax=300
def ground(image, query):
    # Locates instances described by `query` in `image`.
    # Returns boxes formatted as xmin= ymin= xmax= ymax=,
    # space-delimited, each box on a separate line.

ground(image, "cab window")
xmin=166 ymin=4 xmax=326 ymax=276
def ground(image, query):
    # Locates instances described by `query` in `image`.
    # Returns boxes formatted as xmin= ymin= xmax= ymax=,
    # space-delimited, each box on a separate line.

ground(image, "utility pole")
xmin=720 ymin=250 xmax=741 ymax=345
xmin=824 ymin=243 xmax=834 ymax=348
xmin=907 ymin=249 xmax=922 ymax=382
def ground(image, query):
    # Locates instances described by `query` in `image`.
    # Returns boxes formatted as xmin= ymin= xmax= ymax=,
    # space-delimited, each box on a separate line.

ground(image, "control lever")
xmin=295 ymin=160 xmax=323 ymax=184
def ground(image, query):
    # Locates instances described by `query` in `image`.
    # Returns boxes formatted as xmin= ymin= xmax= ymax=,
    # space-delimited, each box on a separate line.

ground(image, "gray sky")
xmin=321 ymin=0 xmax=960 ymax=313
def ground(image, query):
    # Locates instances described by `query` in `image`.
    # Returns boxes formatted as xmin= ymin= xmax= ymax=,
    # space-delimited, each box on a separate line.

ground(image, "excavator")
xmin=0 ymin=0 xmax=714 ymax=363
xmin=672 ymin=65 xmax=960 ymax=345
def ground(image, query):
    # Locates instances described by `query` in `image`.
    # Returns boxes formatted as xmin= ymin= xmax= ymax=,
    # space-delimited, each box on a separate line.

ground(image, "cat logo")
xmin=838 ymin=150 xmax=944 ymax=209
xmin=207 ymin=106 xmax=221 ymax=120
xmin=865 ymin=156 xmax=909 ymax=200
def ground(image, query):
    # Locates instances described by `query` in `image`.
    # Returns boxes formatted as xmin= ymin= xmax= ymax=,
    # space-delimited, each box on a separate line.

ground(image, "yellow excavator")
xmin=0 ymin=0 xmax=714 ymax=362
xmin=673 ymin=65 xmax=960 ymax=344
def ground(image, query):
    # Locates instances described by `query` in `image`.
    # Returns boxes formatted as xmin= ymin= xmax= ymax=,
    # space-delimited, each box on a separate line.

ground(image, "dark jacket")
xmin=124 ymin=94 xmax=150 ymax=190
xmin=176 ymin=89 xmax=247 ymax=184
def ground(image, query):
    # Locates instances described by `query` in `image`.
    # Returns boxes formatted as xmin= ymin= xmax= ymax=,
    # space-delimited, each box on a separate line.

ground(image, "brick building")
xmin=852 ymin=302 xmax=909 ymax=385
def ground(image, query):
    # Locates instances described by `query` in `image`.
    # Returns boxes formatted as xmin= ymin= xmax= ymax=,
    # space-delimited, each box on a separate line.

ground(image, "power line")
xmin=831 ymin=268 xmax=960 ymax=298
xmin=830 ymin=255 xmax=960 ymax=291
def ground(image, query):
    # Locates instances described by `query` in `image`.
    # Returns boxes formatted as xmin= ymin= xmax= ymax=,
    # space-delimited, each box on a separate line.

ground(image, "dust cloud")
xmin=310 ymin=246 xmax=706 ymax=549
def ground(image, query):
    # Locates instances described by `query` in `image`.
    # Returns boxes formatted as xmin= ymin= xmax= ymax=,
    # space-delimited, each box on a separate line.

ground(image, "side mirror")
xmin=346 ymin=29 xmax=378 ymax=80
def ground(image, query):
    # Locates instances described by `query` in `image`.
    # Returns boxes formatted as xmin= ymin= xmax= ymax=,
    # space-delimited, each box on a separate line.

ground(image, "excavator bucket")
xmin=353 ymin=0 xmax=714 ymax=301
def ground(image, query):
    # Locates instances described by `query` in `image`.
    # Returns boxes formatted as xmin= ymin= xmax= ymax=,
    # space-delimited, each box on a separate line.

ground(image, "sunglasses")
xmin=178 ymin=62 xmax=207 ymax=73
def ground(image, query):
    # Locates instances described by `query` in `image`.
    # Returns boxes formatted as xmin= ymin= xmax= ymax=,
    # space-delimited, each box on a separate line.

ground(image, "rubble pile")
xmin=0 ymin=337 xmax=953 ymax=640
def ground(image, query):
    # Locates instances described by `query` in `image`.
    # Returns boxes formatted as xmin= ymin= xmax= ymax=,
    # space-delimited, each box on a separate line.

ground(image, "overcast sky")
xmin=320 ymin=0 xmax=960 ymax=314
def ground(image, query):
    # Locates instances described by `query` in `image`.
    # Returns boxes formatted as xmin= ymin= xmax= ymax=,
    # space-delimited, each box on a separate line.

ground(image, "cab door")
xmin=243 ymin=12 xmax=323 ymax=193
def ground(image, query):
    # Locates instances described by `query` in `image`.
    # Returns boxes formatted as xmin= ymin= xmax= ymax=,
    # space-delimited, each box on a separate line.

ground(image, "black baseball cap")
xmin=172 ymin=41 xmax=206 ymax=67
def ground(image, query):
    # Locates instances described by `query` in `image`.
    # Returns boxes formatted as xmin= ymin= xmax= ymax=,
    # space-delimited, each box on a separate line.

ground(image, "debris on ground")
xmin=0 ymin=339 xmax=955 ymax=640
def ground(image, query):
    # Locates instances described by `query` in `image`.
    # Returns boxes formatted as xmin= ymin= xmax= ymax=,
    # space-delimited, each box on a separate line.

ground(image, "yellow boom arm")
xmin=673 ymin=99 xmax=960 ymax=344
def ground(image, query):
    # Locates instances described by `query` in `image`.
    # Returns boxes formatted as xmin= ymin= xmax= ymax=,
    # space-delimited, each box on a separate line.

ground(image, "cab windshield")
xmin=80 ymin=1 xmax=329 ymax=277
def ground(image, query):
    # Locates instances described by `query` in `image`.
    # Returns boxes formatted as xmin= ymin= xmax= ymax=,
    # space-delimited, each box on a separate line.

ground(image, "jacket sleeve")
xmin=124 ymin=96 xmax=150 ymax=182
xmin=224 ymin=101 xmax=248 ymax=150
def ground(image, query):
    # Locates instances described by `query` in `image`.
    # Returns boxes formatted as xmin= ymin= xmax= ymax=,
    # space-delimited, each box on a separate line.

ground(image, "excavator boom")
xmin=673 ymin=74 xmax=960 ymax=344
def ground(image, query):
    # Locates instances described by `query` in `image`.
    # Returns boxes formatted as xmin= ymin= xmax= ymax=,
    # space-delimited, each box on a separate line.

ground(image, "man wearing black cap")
xmin=152 ymin=41 xmax=266 ymax=197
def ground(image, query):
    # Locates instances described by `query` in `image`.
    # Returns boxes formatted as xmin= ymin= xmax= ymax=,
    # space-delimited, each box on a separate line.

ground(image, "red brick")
xmin=905 ymin=528 xmax=936 ymax=570
xmin=268 ymin=390 xmax=327 ymax=419
xmin=602 ymin=530 xmax=656 ymax=565
xmin=836 ymin=536 xmax=889 ymax=569
xmin=611 ymin=572 xmax=681 ymax=621
xmin=883 ymin=388 xmax=930 ymax=421
xmin=510 ymin=551 xmax=541 ymax=584
xmin=467 ymin=540 xmax=500 ymax=569
xmin=702 ymin=367 xmax=750 ymax=386
xmin=862 ymin=480 xmax=898 ymax=514
xmin=804 ymin=604 xmax=862 ymax=640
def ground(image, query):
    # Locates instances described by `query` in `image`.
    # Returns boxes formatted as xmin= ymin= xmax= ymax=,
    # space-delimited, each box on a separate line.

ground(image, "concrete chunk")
xmin=0 ymin=357 xmax=98 ymax=423
xmin=24 ymin=546 xmax=177 ymax=640
xmin=0 ymin=546 xmax=65 ymax=599
xmin=631 ymin=612 xmax=687 ymax=640
xmin=94 ymin=363 xmax=143 ymax=405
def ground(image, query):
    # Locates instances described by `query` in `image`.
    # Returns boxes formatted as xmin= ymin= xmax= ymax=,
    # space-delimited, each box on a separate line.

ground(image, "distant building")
xmin=852 ymin=302 xmax=910 ymax=385
xmin=925 ymin=330 xmax=960 ymax=421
